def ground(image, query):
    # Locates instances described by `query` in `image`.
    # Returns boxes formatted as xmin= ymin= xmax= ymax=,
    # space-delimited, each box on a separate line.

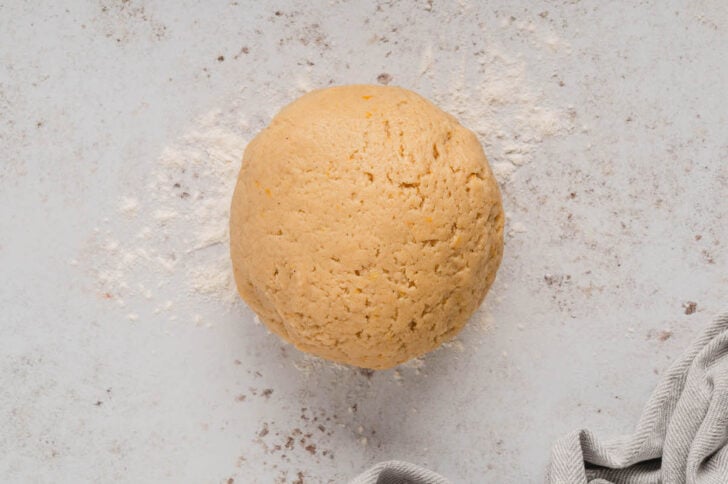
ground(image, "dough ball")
xmin=230 ymin=85 xmax=504 ymax=369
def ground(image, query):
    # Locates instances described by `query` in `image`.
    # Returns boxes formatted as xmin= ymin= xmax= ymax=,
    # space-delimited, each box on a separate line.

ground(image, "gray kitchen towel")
xmin=351 ymin=312 xmax=728 ymax=484
xmin=350 ymin=460 xmax=450 ymax=484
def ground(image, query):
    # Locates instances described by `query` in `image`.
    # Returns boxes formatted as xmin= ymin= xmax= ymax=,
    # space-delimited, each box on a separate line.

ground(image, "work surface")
xmin=2 ymin=1 xmax=727 ymax=482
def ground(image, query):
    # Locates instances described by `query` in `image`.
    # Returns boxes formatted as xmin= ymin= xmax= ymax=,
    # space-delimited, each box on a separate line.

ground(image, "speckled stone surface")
xmin=1 ymin=1 xmax=726 ymax=483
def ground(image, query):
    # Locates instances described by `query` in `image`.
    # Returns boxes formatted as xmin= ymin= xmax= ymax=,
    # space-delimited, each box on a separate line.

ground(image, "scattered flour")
xmin=429 ymin=47 xmax=574 ymax=183
xmin=401 ymin=357 xmax=426 ymax=370
xmin=81 ymin=103 xmax=252 ymax=323
xmin=293 ymin=354 xmax=350 ymax=376
xmin=189 ymin=261 xmax=237 ymax=304
xmin=441 ymin=339 xmax=465 ymax=353
xmin=118 ymin=197 xmax=139 ymax=216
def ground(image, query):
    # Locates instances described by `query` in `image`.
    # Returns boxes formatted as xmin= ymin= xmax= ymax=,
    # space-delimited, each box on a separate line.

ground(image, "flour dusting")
xmin=81 ymin=105 xmax=252 ymax=322
xmin=432 ymin=48 xmax=574 ymax=183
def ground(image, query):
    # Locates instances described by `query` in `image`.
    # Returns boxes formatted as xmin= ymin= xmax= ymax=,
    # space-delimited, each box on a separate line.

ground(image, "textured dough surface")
xmin=230 ymin=85 xmax=504 ymax=369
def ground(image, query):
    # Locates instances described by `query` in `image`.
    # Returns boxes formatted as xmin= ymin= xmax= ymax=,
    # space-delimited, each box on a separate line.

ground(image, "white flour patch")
xmin=80 ymin=104 xmax=254 ymax=321
xmin=430 ymin=48 xmax=574 ymax=184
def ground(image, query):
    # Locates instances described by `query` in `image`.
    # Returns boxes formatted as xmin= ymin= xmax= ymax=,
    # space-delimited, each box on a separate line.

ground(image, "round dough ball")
xmin=230 ymin=85 xmax=504 ymax=369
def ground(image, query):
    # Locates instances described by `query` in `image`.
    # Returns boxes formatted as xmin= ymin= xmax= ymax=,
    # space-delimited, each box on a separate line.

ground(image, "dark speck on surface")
xmin=657 ymin=330 xmax=673 ymax=341
xmin=684 ymin=301 xmax=697 ymax=315
xmin=234 ymin=46 xmax=250 ymax=59
xmin=544 ymin=274 xmax=571 ymax=286
xmin=359 ymin=368 xmax=374 ymax=379
xmin=702 ymin=250 xmax=715 ymax=264
xmin=376 ymin=73 xmax=392 ymax=85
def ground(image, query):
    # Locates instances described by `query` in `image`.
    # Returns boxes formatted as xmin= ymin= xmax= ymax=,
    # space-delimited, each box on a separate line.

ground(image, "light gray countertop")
xmin=2 ymin=1 xmax=727 ymax=482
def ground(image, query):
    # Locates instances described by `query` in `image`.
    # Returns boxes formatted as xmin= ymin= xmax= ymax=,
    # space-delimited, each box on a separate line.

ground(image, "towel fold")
xmin=351 ymin=312 xmax=728 ymax=484
xmin=350 ymin=460 xmax=450 ymax=484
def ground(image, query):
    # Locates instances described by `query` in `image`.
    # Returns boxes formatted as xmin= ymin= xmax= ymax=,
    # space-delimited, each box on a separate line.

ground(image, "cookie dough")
xmin=230 ymin=85 xmax=504 ymax=369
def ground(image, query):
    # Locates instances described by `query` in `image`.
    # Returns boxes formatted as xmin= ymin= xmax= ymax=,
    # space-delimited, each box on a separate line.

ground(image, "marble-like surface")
xmin=2 ymin=1 xmax=726 ymax=482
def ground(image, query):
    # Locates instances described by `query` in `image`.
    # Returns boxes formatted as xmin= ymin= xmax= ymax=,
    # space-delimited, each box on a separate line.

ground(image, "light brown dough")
xmin=230 ymin=85 xmax=504 ymax=369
